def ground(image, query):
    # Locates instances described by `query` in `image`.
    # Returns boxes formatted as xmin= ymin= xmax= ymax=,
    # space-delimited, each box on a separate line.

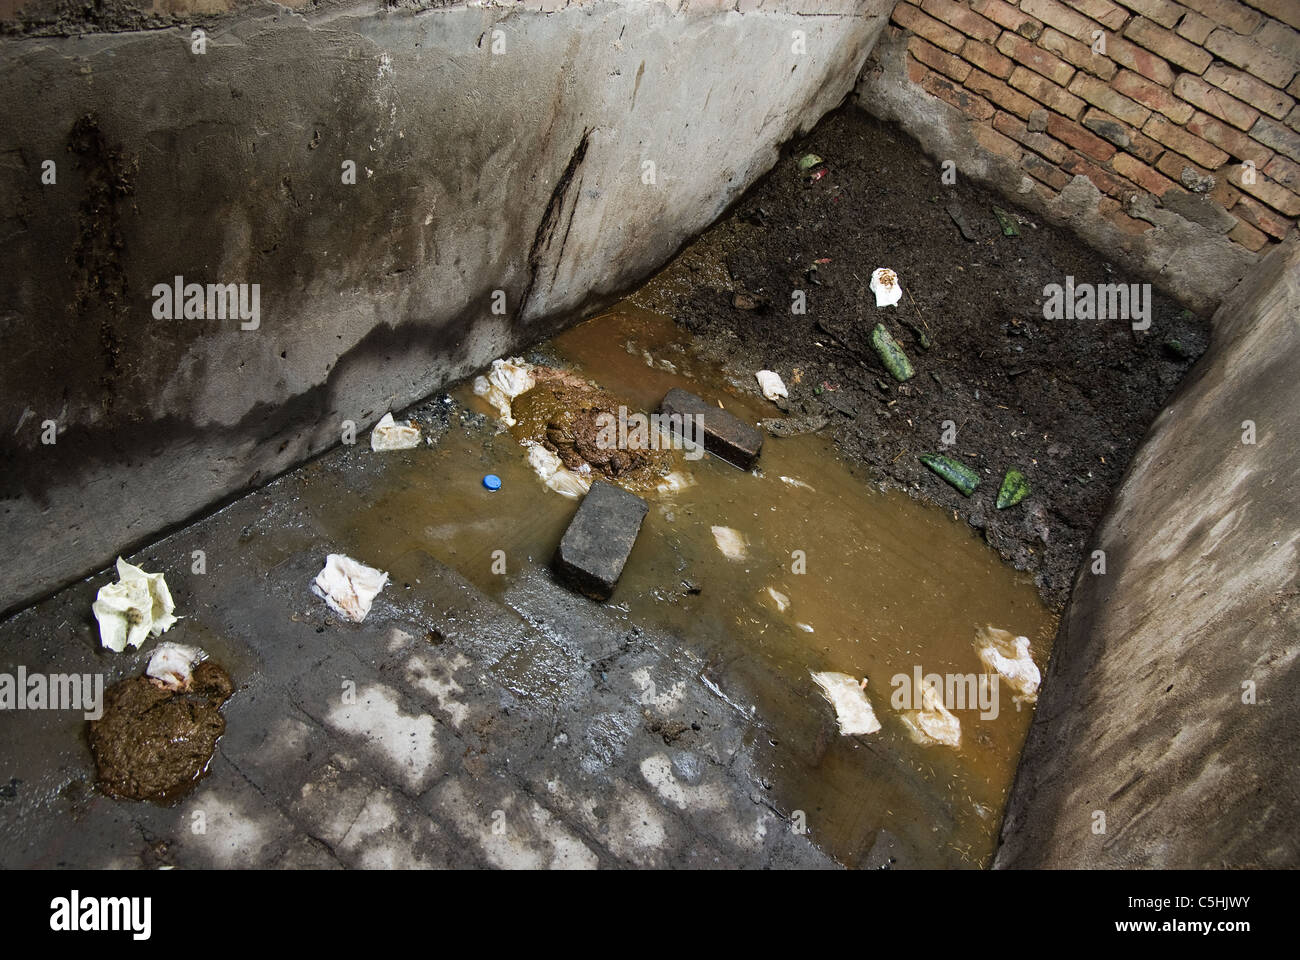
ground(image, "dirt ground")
xmin=633 ymin=105 xmax=1209 ymax=609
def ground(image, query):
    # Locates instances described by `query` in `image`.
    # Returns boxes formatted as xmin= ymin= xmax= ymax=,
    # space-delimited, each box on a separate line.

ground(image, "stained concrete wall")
xmin=0 ymin=0 xmax=892 ymax=613
xmin=995 ymin=239 xmax=1299 ymax=868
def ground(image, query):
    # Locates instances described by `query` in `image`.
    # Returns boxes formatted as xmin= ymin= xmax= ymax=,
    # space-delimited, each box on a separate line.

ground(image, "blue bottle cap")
xmin=483 ymin=474 xmax=502 ymax=491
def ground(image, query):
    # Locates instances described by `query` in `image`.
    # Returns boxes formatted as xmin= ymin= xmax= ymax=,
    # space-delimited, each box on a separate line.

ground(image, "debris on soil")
xmin=89 ymin=661 xmax=234 ymax=803
xmin=920 ymin=453 xmax=980 ymax=497
xmin=946 ymin=201 xmax=978 ymax=241
xmin=869 ymin=267 xmax=903 ymax=307
xmin=626 ymin=107 xmax=1210 ymax=607
xmin=732 ymin=291 xmax=767 ymax=311
xmin=811 ymin=671 xmax=881 ymax=736
xmin=762 ymin=414 xmax=828 ymax=437
xmin=797 ymin=153 xmax=823 ymax=171
xmin=482 ymin=473 xmax=502 ymax=492
xmin=312 ymin=553 xmax=389 ymax=623
xmin=992 ymin=206 xmax=1021 ymax=237
xmin=900 ymin=292 xmax=933 ymax=349
xmin=710 ymin=525 xmax=748 ymax=560
xmin=996 ymin=469 xmax=1030 ymax=510
xmin=93 ymin=558 xmax=179 ymax=653
xmin=145 ymin=642 xmax=206 ymax=692
xmin=974 ymin=625 xmax=1040 ymax=705
xmin=370 ymin=412 xmax=421 ymax=450
xmin=552 ymin=481 xmax=649 ymax=601
xmin=871 ymin=323 xmax=915 ymax=381
xmin=755 ymin=369 xmax=788 ymax=401
xmin=899 ymin=684 xmax=962 ymax=748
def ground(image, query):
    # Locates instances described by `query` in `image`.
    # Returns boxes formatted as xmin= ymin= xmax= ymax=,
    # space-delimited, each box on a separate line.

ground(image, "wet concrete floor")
xmin=0 ymin=303 xmax=1055 ymax=869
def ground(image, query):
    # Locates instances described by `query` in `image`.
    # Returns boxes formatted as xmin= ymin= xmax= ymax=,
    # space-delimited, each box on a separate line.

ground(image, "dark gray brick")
xmin=552 ymin=481 xmax=649 ymax=600
xmin=658 ymin=387 xmax=763 ymax=470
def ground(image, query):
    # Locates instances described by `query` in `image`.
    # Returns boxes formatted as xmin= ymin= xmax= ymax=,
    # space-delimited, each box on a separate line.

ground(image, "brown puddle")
xmin=312 ymin=305 xmax=1057 ymax=868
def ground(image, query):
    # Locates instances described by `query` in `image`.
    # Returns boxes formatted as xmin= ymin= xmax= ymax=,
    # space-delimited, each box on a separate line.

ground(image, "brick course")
xmin=1113 ymin=0 xmax=1182 ymax=29
xmin=884 ymin=0 xmax=1300 ymax=249
xmin=998 ymin=31 xmax=1078 ymax=84
xmin=1124 ymin=17 xmax=1214 ymax=74
xmin=1174 ymin=73 xmax=1261 ymax=129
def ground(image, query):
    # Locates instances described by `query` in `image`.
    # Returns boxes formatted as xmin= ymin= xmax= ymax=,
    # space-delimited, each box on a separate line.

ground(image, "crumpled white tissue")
xmin=312 ymin=554 xmax=389 ymax=623
xmin=755 ymin=370 xmax=788 ymax=401
xmin=811 ymin=671 xmax=881 ymax=736
xmin=524 ymin=442 xmax=591 ymax=499
xmin=370 ymin=412 xmax=421 ymax=450
xmin=93 ymin=558 xmax=179 ymax=653
xmin=975 ymin=625 xmax=1041 ymax=704
xmin=900 ymin=684 xmax=962 ymax=748
xmin=870 ymin=267 xmax=903 ymax=308
xmin=473 ymin=358 xmax=536 ymax=426
xmin=146 ymin=642 xmax=207 ymax=691
xmin=711 ymin=526 xmax=748 ymax=560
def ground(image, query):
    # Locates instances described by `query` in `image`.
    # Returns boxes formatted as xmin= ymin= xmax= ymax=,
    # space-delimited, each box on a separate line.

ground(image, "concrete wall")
xmin=995 ymin=238 xmax=1299 ymax=868
xmin=0 ymin=0 xmax=892 ymax=613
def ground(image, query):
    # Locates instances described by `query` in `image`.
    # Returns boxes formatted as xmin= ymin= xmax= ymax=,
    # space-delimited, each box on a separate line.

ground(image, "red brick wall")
xmin=891 ymin=0 xmax=1300 ymax=249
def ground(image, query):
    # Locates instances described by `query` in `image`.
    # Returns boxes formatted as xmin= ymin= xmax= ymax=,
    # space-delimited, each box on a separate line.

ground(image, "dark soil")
xmin=633 ymin=105 xmax=1209 ymax=609
xmin=88 ymin=662 xmax=234 ymax=803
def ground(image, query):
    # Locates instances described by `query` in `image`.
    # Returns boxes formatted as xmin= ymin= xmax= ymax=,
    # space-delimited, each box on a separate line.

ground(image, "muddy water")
xmin=317 ymin=306 xmax=1056 ymax=868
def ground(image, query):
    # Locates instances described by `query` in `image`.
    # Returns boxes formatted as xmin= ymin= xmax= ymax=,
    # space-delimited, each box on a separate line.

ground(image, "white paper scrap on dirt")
xmin=473 ymin=357 xmax=536 ymax=426
xmin=870 ymin=267 xmax=903 ymax=308
xmin=756 ymin=370 xmax=788 ymax=401
xmin=312 ymin=554 xmax=389 ymax=623
xmin=146 ymin=642 xmax=207 ymax=691
xmin=974 ymin=625 xmax=1040 ymax=703
xmin=93 ymin=558 xmax=179 ymax=653
xmin=711 ymin=525 xmax=748 ymax=560
xmin=811 ymin=671 xmax=881 ymax=736
xmin=370 ymin=412 xmax=421 ymax=450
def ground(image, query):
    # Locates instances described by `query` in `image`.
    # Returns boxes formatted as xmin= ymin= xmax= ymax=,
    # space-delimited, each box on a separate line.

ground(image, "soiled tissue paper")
xmin=312 ymin=554 xmax=389 ymax=623
xmin=93 ymin=558 xmax=179 ymax=653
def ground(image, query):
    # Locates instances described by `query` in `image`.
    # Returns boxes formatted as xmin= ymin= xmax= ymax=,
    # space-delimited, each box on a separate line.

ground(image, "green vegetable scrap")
xmin=919 ymin=454 xmax=980 ymax=497
xmin=992 ymin=206 xmax=1020 ymax=237
xmin=871 ymin=323 xmax=915 ymax=382
xmin=797 ymin=153 xmax=824 ymax=171
xmin=996 ymin=469 xmax=1030 ymax=509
